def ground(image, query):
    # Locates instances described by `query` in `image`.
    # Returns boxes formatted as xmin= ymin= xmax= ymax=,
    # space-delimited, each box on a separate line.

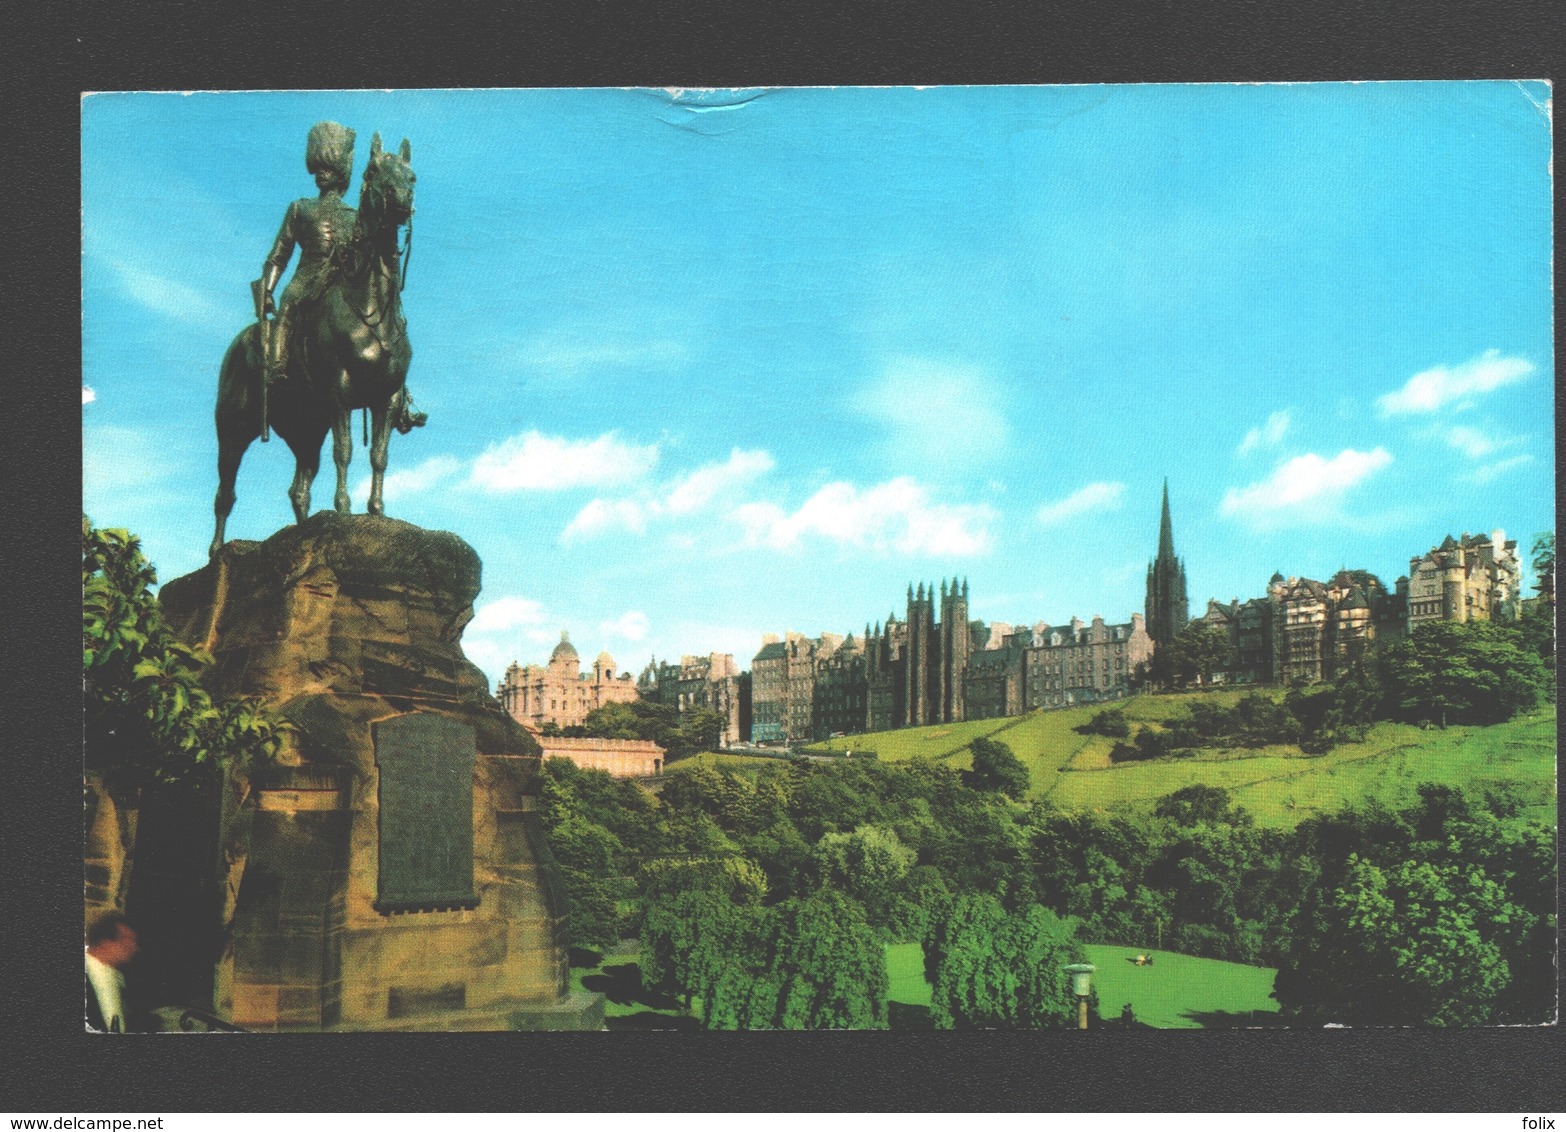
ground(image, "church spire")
xmin=1146 ymin=479 xmax=1189 ymax=649
xmin=1158 ymin=478 xmax=1176 ymax=561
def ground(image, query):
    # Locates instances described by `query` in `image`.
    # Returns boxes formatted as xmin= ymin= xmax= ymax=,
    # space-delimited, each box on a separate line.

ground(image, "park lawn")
xmin=569 ymin=943 xmax=699 ymax=1030
xmin=1081 ymin=944 xmax=1280 ymax=1029
xmin=883 ymin=941 xmax=1280 ymax=1028
xmin=884 ymin=941 xmax=932 ymax=1007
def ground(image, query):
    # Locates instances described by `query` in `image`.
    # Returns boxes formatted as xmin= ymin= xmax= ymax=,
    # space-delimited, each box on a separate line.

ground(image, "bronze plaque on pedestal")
xmin=372 ymin=712 xmax=479 ymax=913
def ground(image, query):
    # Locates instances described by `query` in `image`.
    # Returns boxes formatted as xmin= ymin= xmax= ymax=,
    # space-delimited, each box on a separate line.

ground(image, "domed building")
xmin=497 ymin=630 xmax=640 ymax=730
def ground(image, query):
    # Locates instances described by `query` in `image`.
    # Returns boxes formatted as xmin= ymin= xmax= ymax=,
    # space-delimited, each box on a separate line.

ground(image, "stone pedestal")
xmin=158 ymin=513 xmax=601 ymax=1031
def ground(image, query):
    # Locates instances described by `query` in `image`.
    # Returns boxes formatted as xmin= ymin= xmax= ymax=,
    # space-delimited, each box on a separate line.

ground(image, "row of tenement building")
xmin=496 ymin=482 xmax=1524 ymax=749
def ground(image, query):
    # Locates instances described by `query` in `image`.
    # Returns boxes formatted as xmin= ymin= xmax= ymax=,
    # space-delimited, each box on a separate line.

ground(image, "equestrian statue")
xmin=210 ymin=121 xmax=426 ymax=559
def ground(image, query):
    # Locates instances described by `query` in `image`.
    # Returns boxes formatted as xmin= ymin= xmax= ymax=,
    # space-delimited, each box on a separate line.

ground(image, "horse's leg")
xmin=211 ymin=330 xmax=261 ymax=558
xmin=210 ymin=425 xmax=253 ymax=558
xmin=284 ymin=422 xmax=329 ymax=524
xmin=367 ymin=401 xmax=391 ymax=516
xmin=330 ymin=394 xmax=354 ymax=514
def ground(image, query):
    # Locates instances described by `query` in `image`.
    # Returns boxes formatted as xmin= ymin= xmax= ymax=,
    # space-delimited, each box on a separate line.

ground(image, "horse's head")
xmin=361 ymin=132 xmax=416 ymax=228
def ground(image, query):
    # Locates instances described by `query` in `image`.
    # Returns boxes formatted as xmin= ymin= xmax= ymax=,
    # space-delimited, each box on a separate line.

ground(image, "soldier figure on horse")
xmin=256 ymin=121 xmax=424 ymax=436
xmin=210 ymin=122 xmax=424 ymax=558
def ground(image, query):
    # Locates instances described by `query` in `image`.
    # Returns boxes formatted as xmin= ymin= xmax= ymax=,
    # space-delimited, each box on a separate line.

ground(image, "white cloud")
xmin=851 ymin=358 xmax=1010 ymax=470
xmin=600 ymin=610 xmax=650 ymax=641
xmin=735 ymin=476 xmax=995 ymax=557
xmin=1463 ymin=453 xmax=1535 ymax=484
xmin=353 ymin=454 xmax=462 ymax=506
xmin=562 ymin=498 xmax=650 ymax=542
xmin=1441 ymin=424 xmax=1500 ymax=459
xmin=470 ymin=430 xmax=659 ymax=493
xmin=460 ymin=595 xmax=555 ymax=685
xmin=83 ymin=386 xmax=96 ymax=405
xmin=102 ymin=256 xmax=229 ymax=330
xmin=468 ymin=595 xmax=550 ymax=634
xmin=1376 ymin=350 xmax=1535 ymax=416
xmin=1237 ymin=410 xmax=1291 ymax=455
xmin=1220 ymin=447 xmax=1393 ymax=528
xmin=561 ymin=448 xmax=775 ymax=542
xmin=1035 ymin=481 xmax=1126 ymax=526
xmin=665 ymin=449 xmax=775 ymax=515
xmin=1435 ymin=423 xmax=1528 ymax=462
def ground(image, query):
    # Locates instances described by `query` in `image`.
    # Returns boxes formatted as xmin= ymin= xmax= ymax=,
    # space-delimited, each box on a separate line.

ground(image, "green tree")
xmin=1529 ymin=531 xmax=1554 ymax=604
xmin=1075 ymin=708 xmax=1130 ymax=738
xmin=928 ymin=894 xmax=1080 ymax=1029
xmin=811 ymin=823 xmax=916 ymax=928
xmin=1153 ymin=785 xmax=1248 ymax=827
xmin=671 ymin=708 xmax=725 ymax=760
xmin=83 ymin=518 xmax=287 ymax=786
xmin=678 ymin=888 xmax=889 ymax=1030
xmin=963 ymin=735 xmax=1030 ymax=799
xmin=537 ymin=759 xmax=641 ymax=948
xmin=580 ymin=700 xmax=643 ymax=740
xmin=637 ymin=854 xmax=767 ymax=906
xmin=640 ymin=886 xmax=763 ymax=1011
xmin=769 ymin=889 xmax=890 ymax=1029
xmin=1166 ymin=623 xmax=1235 ymax=688
xmin=1376 ymin=621 xmax=1547 ymax=726
xmin=1274 ymin=854 xmax=1514 ymax=1026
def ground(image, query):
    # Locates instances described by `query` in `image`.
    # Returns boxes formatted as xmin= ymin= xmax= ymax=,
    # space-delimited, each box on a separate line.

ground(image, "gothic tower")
xmin=1145 ymin=480 xmax=1189 ymax=648
xmin=903 ymin=583 xmax=923 ymax=725
xmin=939 ymin=577 xmax=970 ymax=722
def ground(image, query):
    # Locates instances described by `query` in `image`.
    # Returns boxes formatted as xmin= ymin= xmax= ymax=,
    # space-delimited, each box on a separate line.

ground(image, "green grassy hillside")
xmin=812 ymin=695 xmax=1555 ymax=829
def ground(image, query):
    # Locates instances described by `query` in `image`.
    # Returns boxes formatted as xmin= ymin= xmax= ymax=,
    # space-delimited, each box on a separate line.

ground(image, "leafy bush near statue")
xmin=83 ymin=518 xmax=290 ymax=788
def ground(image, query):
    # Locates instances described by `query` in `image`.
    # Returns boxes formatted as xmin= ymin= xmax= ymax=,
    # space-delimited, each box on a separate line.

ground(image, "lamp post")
xmin=1064 ymin=962 xmax=1096 ymax=1031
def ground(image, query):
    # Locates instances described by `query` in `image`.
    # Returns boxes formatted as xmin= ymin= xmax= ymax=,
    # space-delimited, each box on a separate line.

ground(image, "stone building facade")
xmin=637 ymin=651 xmax=751 ymax=748
xmin=1267 ymin=574 xmax=1334 ymax=684
xmin=864 ymin=616 xmax=908 ymax=734
xmin=750 ymin=638 xmax=789 ymax=744
xmin=1024 ymin=614 xmax=1154 ymax=709
xmin=1400 ymin=531 xmax=1521 ymax=631
xmin=731 ymin=495 xmax=1530 ymax=746
xmin=1197 ymin=597 xmax=1274 ymax=684
xmin=1203 ymin=569 xmax=1403 ymax=686
xmin=962 ymin=629 xmax=1029 ymax=720
xmin=814 ymin=634 xmax=868 ymax=738
xmin=496 ymin=632 xmax=639 ymax=731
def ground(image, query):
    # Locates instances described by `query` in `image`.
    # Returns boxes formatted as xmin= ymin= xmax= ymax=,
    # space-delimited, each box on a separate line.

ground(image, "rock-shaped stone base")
xmin=157 ymin=514 xmax=593 ymax=1031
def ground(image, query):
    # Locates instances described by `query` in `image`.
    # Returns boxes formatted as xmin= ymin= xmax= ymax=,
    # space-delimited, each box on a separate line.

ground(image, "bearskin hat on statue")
xmin=305 ymin=121 xmax=356 ymax=189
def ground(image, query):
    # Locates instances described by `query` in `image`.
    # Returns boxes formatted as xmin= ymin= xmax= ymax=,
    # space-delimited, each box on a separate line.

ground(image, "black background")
xmin=8 ymin=0 xmax=1563 ymax=1113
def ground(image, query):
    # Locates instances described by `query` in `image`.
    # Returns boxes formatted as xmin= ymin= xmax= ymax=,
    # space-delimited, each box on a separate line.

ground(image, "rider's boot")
xmin=394 ymin=389 xmax=428 ymax=433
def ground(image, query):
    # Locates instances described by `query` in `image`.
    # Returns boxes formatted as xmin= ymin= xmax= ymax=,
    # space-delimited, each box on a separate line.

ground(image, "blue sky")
xmin=82 ymin=84 xmax=1554 ymax=688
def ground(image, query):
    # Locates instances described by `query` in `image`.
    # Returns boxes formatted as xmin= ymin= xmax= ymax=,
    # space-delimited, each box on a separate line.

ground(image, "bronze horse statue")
xmin=210 ymin=133 xmax=419 ymax=558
